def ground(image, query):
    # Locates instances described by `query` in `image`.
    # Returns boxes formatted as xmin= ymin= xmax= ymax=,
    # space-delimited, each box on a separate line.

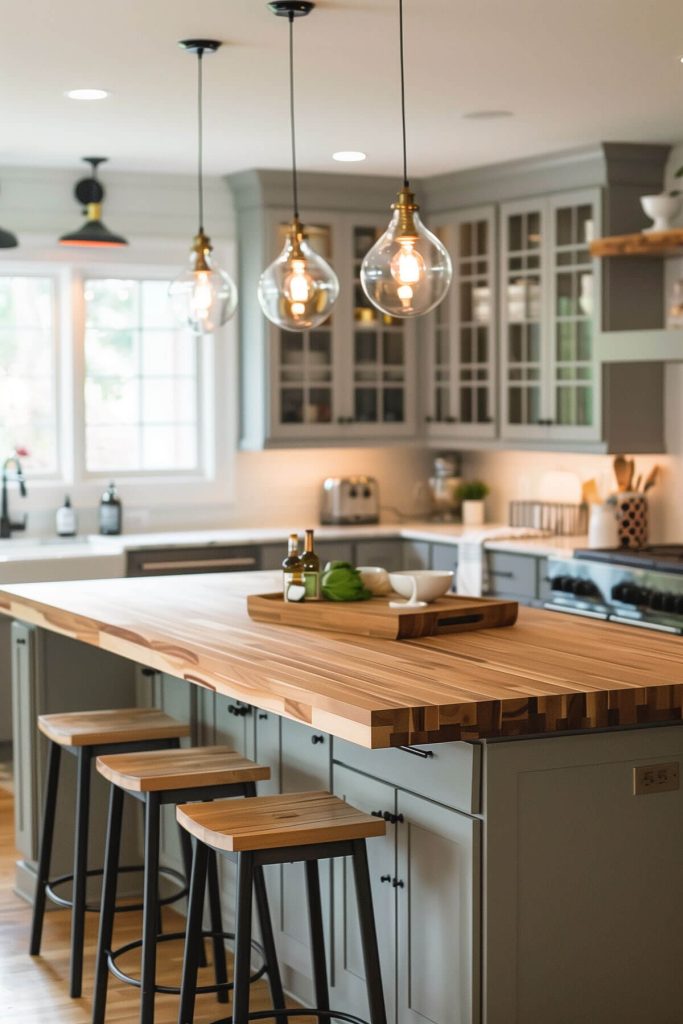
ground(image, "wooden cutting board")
xmin=247 ymin=591 xmax=518 ymax=640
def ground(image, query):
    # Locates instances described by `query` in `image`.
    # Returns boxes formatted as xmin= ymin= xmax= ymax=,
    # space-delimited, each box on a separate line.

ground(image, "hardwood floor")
xmin=0 ymin=781 xmax=306 ymax=1023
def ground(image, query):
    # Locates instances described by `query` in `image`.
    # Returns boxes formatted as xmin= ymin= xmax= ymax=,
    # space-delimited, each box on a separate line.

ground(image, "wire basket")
xmin=508 ymin=500 xmax=588 ymax=536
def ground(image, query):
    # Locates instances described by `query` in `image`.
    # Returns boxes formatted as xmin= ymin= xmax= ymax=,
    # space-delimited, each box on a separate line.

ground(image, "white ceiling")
xmin=3 ymin=0 xmax=683 ymax=179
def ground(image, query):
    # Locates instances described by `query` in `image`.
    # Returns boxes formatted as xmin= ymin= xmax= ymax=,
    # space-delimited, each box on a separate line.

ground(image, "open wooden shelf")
xmin=590 ymin=229 xmax=683 ymax=258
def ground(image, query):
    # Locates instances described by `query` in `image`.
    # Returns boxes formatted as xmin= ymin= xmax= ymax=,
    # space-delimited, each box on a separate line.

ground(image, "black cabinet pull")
xmin=398 ymin=745 xmax=434 ymax=759
xmin=380 ymin=874 xmax=391 ymax=883
xmin=15 ymin=638 xmax=26 ymax=646
xmin=311 ymin=734 xmax=325 ymax=745
xmin=228 ymin=704 xmax=250 ymax=717
xmin=258 ymin=713 xmax=268 ymax=720
xmin=372 ymin=810 xmax=404 ymax=824
xmin=141 ymin=667 xmax=156 ymax=677
xmin=392 ymin=878 xmax=405 ymax=888
xmin=371 ymin=810 xmax=384 ymax=818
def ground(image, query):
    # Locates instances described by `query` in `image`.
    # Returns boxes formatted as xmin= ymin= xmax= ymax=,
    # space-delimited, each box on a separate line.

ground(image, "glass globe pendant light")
xmin=258 ymin=2 xmax=339 ymax=331
xmin=169 ymin=40 xmax=238 ymax=336
xmin=360 ymin=0 xmax=452 ymax=319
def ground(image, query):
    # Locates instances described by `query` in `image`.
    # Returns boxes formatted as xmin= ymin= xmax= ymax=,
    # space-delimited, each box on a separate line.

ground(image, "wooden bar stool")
xmin=30 ymin=707 xmax=191 ymax=999
xmin=92 ymin=745 xmax=277 ymax=1024
xmin=176 ymin=790 xmax=388 ymax=1024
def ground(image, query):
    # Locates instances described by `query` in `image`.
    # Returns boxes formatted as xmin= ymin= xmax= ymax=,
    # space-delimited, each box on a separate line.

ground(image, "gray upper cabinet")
xmin=229 ymin=170 xmax=418 ymax=450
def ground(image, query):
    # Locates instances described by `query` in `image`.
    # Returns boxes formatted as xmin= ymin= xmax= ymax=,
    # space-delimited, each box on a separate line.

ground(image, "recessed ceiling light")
xmin=462 ymin=110 xmax=513 ymax=120
xmin=66 ymin=88 xmax=109 ymax=101
xmin=332 ymin=151 xmax=367 ymax=162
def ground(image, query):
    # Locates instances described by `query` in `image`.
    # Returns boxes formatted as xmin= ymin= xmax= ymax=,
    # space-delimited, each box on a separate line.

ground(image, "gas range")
xmin=546 ymin=546 xmax=683 ymax=635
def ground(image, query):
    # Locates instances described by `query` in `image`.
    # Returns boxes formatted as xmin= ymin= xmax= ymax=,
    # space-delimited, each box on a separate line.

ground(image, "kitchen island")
xmin=3 ymin=571 xmax=683 ymax=1024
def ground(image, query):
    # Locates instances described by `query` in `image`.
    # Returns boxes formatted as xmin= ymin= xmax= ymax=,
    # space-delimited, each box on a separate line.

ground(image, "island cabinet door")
xmin=396 ymin=792 xmax=481 ymax=1024
xmin=332 ymin=764 xmax=398 ymax=1023
xmin=268 ymin=718 xmax=334 ymax=997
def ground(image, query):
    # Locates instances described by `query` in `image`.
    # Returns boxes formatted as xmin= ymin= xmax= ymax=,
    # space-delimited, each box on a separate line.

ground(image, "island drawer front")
xmin=333 ymin=738 xmax=481 ymax=815
xmin=486 ymin=551 xmax=537 ymax=599
xmin=126 ymin=545 xmax=260 ymax=576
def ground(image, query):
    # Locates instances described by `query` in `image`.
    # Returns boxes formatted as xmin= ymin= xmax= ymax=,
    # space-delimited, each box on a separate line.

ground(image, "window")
xmin=0 ymin=275 xmax=58 ymax=475
xmin=83 ymin=278 xmax=201 ymax=473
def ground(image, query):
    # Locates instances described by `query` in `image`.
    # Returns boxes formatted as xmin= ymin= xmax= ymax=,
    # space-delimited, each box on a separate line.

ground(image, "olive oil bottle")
xmin=282 ymin=533 xmax=305 ymax=602
xmin=301 ymin=528 xmax=321 ymax=600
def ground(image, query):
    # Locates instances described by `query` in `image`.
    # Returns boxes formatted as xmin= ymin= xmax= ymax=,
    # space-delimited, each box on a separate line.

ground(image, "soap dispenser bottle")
xmin=56 ymin=495 xmax=77 ymax=537
xmin=99 ymin=481 xmax=122 ymax=535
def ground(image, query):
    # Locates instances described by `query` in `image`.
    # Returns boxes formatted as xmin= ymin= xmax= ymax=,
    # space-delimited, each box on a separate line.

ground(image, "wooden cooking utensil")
xmin=634 ymin=474 xmax=643 ymax=493
xmin=582 ymin=478 xmax=600 ymax=504
xmin=626 ymin=458 xmax=635 ymax=491
xmin=613 ymin=455 xmax=631 ymax=491
xmin=644 ymin=465 xmax=660 ymax=492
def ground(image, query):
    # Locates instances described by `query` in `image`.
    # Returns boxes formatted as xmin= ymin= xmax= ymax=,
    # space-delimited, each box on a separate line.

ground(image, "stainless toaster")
xmin=321 ymin=476 xmax=380 ymax=525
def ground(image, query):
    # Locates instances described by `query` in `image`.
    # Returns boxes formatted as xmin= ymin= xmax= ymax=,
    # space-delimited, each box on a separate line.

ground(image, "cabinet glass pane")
xmin=383 ymin=389 xmax=403 ymax=422
xmin=355 ymin=388 xmax=378 ymax=423
xmin=281 ymin=388 xmax=303 ymax=423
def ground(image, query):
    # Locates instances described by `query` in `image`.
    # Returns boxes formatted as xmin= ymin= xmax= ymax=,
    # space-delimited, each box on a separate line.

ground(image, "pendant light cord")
xmin=288 ymin=11 xmax=300 ymax=220
xmin=197 ymin=48 xmax=205 ymax=232
xmin=399 ymin=0 xmax=409 ymax=188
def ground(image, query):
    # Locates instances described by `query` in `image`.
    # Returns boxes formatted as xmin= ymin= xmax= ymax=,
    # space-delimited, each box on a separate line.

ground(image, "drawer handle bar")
xmin=488 ymin=570 xmax=514 ymax=579
xmin=228 ymin=704 xmax=251 ymax=717
xmin=398 ymin=745 xmax=434 ymax=759
xmin=139 ymin=557 xmax=256 ymax=572
xmin=380 ymin=875 xmax=391 ymax=883
xmin=392 ymin=878 xmax=405 ymax=889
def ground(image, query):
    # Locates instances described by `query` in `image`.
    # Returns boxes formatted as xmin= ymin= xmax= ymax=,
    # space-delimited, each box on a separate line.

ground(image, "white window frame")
xmin=0 ymin=238 xmax=236 ymax=513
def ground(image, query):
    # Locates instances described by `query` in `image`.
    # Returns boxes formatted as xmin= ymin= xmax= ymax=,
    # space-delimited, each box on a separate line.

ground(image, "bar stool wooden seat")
xmin=30 ymin=707 xmax=190 ymax=999
xmin=176 ymin=791 xmax=388 ymax=1024
xmin=93 ymin=745 xmax=276 ymax=1024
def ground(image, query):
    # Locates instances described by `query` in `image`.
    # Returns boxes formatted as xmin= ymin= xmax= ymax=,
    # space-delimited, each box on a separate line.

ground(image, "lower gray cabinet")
xmin=332 ymin=763 xmax=480 ymax=1024
xmin=402 ymin=540 xmax=430 ymax=570
xmin=485 ymin=551 xmax=536 ymax=601
xmin=332 ymin=765 xmax=398 ymax=1022
xmin=396 ymin=791 xmax=480 ymax=1024
xmin=430 ymin=542 xmax=459 ymax=586
xmin=355 ymin=538 xmax=404 ymax=571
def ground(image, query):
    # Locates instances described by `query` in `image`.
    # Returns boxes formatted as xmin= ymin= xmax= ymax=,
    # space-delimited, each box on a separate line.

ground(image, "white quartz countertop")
xmin=0 ymin=522 xmax=587 ymax=565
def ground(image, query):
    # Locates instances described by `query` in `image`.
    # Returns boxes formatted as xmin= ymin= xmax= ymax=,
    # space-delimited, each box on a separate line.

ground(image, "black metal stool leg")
xmin=206 ymin=849 xmax=229 ymax=1003
xmin=232 ymin=851 xmax=255 ymax=1024
xmin=92 ymin=784 xmax=125 ymax=1024
xmin=178 ymin=820 xmax=207 ymax=969
xmin=140 ymin=792 xmax=161 ymax=1024
xmin=305 ymin=860 xmax=330 ymax=1022
xmin=351 ymin=840 xmax=387 ymax=1024
xmin=29 ymin=740 xmax=61 ymax=956
xmin=178 ymin=838 xmax=209 ymax=1024
xmin=70 ymin=746 xmax=92 ymax=998
xmin=254 ymin=864 xmax=287 ymax=1024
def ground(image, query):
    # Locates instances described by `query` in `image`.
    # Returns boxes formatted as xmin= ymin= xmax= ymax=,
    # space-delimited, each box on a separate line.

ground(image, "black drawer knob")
xmin=311 ymin=734 xmax=325 ymax=745
xmin=380 ymin=874 xmax=391 ymax=883
xmin=228 ymin=704 xmax=250 ymax=717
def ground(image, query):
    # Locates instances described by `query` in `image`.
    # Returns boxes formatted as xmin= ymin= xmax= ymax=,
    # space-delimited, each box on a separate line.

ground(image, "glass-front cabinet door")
xmin=426 ymin=207 xmax=496 ymax=441
xmin=270 ymin=220 xmax=338 ymax=439
xmin=500 ymin=190 xmax=600 ymax=443
xmin=344 ymin=223 xmax=415 ymax=437
xmin=549 ymin=190 xmax=600 ymax=442
xmin=500 ymin=198 xmax=545 ymax=438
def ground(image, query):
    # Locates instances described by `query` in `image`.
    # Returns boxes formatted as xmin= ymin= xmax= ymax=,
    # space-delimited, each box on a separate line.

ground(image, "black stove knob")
xmin=613 ymin=583 xmax=647 ymax=606
xmin=650 ymin=591 xmax=665 ymax=611
xmin=611 ymin=582 xmax=630 ymax=603
xmin=550 ymin=575 xmax=566 ymax=591
xmin=574 ymin=579 xmax=597 ymax=598
xmin=662 ymin=593 xmax=677 ymax=614
xmin=675 ymin=595 xmax=683 ymax=616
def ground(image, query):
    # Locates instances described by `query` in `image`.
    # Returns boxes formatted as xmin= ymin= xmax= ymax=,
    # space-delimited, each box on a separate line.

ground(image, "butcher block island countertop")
xmin=1 ymin=570 xmax=682 ymax=748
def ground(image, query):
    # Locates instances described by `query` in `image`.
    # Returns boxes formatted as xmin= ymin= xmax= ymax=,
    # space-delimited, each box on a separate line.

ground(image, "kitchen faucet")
xmin=0 ymin=453 xmax=28 ymax=538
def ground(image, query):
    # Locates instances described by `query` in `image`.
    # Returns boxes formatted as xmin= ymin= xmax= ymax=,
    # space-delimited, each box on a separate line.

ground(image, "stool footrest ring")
xmin=107 ymin=930 xmax=267 ymax=995
xmin=45 ymin=864 xmax=187 ymax=914
xmin=207 ymin=1011 xmax=369 ymax=1023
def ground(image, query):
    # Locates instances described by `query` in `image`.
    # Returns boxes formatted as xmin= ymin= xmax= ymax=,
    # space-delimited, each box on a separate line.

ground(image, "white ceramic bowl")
xmin=389 ymin=570 xmax=454 ymax=604
xmin=640 ymin=193 xmax=681 ymax=232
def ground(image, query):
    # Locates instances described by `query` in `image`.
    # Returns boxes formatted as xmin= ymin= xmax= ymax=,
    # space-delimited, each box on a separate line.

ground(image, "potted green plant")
xmin=456 ymin=480 xmax=490 ymax=527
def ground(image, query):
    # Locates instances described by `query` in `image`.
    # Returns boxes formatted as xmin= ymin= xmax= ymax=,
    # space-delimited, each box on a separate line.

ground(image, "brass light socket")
xmin=287 ymin=217 xmax=308 ymax=260
xmin=191 ymin=229 xmax=213 ymax=272
xmin=86 ymin=202 xmax=102 ymax=222
xmin=392 ymin=187 xmax=420 ymax=240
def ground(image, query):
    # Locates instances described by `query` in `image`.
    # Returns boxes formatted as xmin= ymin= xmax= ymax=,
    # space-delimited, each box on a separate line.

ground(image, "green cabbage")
xmin=321 ymin=562 xmax=372 ymax=602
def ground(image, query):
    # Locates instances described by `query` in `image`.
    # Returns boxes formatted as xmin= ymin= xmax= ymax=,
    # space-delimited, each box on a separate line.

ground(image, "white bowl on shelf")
xmin=388 ymin=570 xmax=454 ymax=608
xmin=640 ymin=193 xmax=681 ymax=233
